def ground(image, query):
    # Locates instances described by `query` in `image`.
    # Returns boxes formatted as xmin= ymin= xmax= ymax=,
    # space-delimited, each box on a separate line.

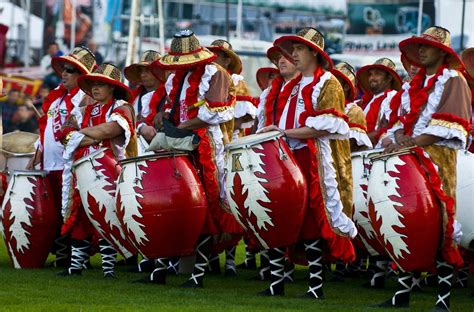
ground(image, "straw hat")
xmin=154 ymin=30 xmax=217 ymax=70
xmin=274 ymin=27 xmax=334 ymax=70
xmin=331 ymin=62 xmax=357 ymax=102
xmin=78 ymin=63 xmax=131 ymax=101
xmin=399 ymin=26 xmax=463 ymax=70
xmin=51 ymin=46 xmax=96 ymax=76
xmin=266 ymin=46 xmax=283 ymax=66
xmin=356 ymin=57 xmax=402 ymax=94
xmin=124 ymin=50 xmax=166 ymax=83
xmin=207 ymin=39 xmax=242 ymax=74
xmin=256 ymin=67 xmax=280 ymax=91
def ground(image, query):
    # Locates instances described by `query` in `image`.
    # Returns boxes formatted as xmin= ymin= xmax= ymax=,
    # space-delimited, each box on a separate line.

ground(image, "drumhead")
xmin=73 ymin=147 xmax=110 ymax=167
xmin=368 ymin=147 xmax=414 ymax=161
xmin=351 ymin=148 xmax=384 ymax=159
xmin=1 ymin=131 xmax=38 ymax=156
xmin=120 ymin=150 xmax=189 ymax=165
xmin=225 ymin=131 xmax=282 ymax=150
xmin=12 ymin=170 xmax=48 ymax=177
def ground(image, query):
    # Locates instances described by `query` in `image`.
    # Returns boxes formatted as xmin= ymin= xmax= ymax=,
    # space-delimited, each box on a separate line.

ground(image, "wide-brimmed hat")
xmin=207 ymin=39 xmax=242 ymax=74
xmin=331 ymin=62 xmax=357 ymax=102
xmin=274 ymin=27 xmax=333 ymax=70
xmin=356 ymin=57 xmax=402 ymax=93
xmin=154 ymin=30 xmax=217 ymax=70
xmin=125 ymin=50 xmax=166 ymax=83
xmin=256 ymin=67 xmax=280 ymax=91
xmin=461 ymin=47 xmax=474 ymax=80
xmin=78 ymin=63 xmax=131 ymax=101
xmin=266 ymin=46 xmax=283 ymax=66
xmin=399 ymin=26 xmax=463 ymax=70
xmin=51 ymin=46 xmax=96 ymax=76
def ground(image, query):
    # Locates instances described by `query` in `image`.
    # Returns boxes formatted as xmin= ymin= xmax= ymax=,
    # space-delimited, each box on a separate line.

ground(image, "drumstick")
xmin=185 ymin=99 xmax=206 ymax=111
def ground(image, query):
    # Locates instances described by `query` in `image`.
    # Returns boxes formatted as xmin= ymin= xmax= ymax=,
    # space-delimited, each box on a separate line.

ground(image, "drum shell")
xmin=73 ymin=149 xmax=135 ymax=258
xmin=351 ymin=150 xmax=386 ymax=256
xmin=226 ymin=136 xmax=307 ymax=249
xmin=367 ymin=152 xmax=441 ymax=272
xmin=456 ymin=150 xmax=474 ymax=251
xmin=1 ymin=172 xmax=57 ymax=268
xmin=116 ymin=153 xmax=207 ymax=258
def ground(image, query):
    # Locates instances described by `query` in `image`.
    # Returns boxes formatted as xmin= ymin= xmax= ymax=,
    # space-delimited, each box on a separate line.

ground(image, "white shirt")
xmin=43 ymin=90 xmax=85 ymax=171
xmin=278 ymin=76 xmax=313 ymax=150
xmin=133 ymin=89 xmax=155 ymax=131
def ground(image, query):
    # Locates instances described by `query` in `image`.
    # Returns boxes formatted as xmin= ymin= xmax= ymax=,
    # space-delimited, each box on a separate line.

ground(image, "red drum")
xmin=225 ymin=131 xmax=307 ymax=249
xmin=367 ymin=149 xmax=441 ymax=272
xmin=73 ymin=148 xmax=135 ymax=258
xmin=456 ymin=150 xmax=474 ymax=251
xmin=351 ymin=149 xmax=386 ymax=256
xmin=116 ymin=151 xmax=207 ymax=258
xmin=1 ymin=170 xmax=57 ymax=268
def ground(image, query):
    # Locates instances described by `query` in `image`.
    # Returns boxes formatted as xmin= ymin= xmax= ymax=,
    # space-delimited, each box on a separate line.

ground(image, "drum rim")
xmin=11 ymin=169 xmax=49 ymax=177
xmin=73 ymin=147 xmax=110 ymax=167
xmin=368 ymin=147 xmax=414 ymax=161
xmin=0 ymin=150 xmax=36 ymax=157
xmin=225 ymin=131 xmax=282 ymax=150
xmin=120 ymin=151 xmax=189 ymax=165
xmin=351 ymin=148 xmax=384 ymax=158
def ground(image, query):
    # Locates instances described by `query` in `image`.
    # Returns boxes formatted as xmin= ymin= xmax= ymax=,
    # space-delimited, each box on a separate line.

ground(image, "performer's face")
xmin=140 ymin=68 xmax=158 ymax=90
xmin=278 ymin=55 xmax=297 ymax=80
xmin=91 ymin=82 xmax=114 ymax=103
xmin=367 ymin=69 xmax=392 ymax=94
xmin=418 ymin=44 xmax=447 ymax=67
xmin=61 ymin=65 xmax=81 ymax=91
xmin=291 ymin=43 xmax=317 ymax=73
xmin=214 ymin=51 xmax=232 ymax=70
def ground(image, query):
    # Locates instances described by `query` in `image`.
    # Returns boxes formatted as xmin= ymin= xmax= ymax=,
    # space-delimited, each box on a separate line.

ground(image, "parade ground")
xmin=0 ymin=241 xmax=472 ymax=312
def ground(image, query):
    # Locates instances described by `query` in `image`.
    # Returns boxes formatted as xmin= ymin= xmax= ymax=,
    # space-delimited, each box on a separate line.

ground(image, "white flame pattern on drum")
xmin=369 ymin=157 xmax=409 ymax=259
xmin=2 ymin=175 xmax=36 ymax=256
xmin=116 ymin=160 xmax=149 ymax=246
xmin=227 ymin=145 xmax=273 ymax=248
xmin=77 ymin=156 xmax=125 ymax=250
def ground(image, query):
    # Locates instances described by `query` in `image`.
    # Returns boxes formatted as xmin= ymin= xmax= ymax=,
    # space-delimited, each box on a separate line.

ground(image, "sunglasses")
xmin=62 ymin=66 xmax=80 ymax=74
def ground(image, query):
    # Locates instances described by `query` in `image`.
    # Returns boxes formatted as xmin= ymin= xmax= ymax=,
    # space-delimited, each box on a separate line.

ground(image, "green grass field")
xmin=0 ymin=241 xmax=472 ymax=312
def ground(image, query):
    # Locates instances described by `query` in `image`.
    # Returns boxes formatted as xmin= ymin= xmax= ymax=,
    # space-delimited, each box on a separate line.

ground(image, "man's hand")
xmin=139 ymin=125 xmax=157 ymax=142
xmin=153 ymin=112 xmax=169 ymax=130
xmin=383 ymin=143 xmax=403 ymax=154
xmin=380 ymin=137 xmax=393 ymax=148
xmin=257 ymin=125 xmax=281 ymax=134
xmin=26 ymin=150 xmax=42 ymax=170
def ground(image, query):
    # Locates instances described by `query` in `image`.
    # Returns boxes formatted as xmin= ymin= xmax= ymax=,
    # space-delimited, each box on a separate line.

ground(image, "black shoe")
xmin=132 ymin=276 xmax=166 ymax=285
xmin=57 ymin=268 xmax=81 ymax=276
xmin=257 ymin=288 xmax=284 ymax=297
xmin=116 ymin=255 xmax=138 ymax=266
xmin=301 ymin=291 xmax=325 ymax=300
xmin=224 ymin=269 xmax=237 ymax=277
xmin=370 ymin=298 xmax=409 ymax=308
xmin=181 ymin=279 xmax=203 ymax=288
xmin=103 ymin=272 xmax=116 ymax=279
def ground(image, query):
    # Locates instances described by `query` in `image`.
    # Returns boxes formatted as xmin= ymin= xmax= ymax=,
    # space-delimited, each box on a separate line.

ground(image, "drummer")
xmin=379 ymin=26 xmax=471 ymax=310
xmin=26 ymin=46 xmax=96 ymax=268
xmin=142 ymin=30 xmax=237 ymax=288
xmin=58 ymin=63 xmax=137 ymax=278
xmin=259 ymin=27 xmax=356 ymax=298
xmin=124 ymin=50 xmax=168 ymax=147
xmin=331 ymin=62 xmax=372 ymax=152
xmin=355 ymin=58 xmax=402 ymax=146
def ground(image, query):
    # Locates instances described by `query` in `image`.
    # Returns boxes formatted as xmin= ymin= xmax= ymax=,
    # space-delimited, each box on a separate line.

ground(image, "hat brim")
xmin=154 ymin=47 xmax=217 ymax=70
xmin=274 ymin=35 xmax=334 ymax=70
xmin=124 ymin=62 xmax=166 ymax=84
xmin=78 ymin=74 xmax=131 ymax=101
xmin=266 ymin=46 xmax=283 ymax=66
xmin=208 ymin=46 xmax=243 ymax=74
xmin=461 ymin=47 xmax=474 ymax=79
xmin=51 ymin=55 xmax=91 ymax=76
xmin=356 ymin=64 xmax=402 ymax=94
xmin=256 ymin=67 xmax=280 ymax=91
xmin=331 ymin=69 xmax=357 ymax=102
xmin=399 ymin=37 xmax=463 ymax=70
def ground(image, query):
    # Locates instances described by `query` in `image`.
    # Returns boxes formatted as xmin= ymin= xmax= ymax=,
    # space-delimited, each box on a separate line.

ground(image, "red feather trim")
xmin=348 ymin=122 xmax=368 ymax=133
xmin=298 ymin=108 xmax=349 ymax=127
xmin=263 ymin=76 xmax=285 ymax=127
xmin=144 ymin=84 xmax=167 ymax=126
xmin=431 ymin=112 xmax=471 ymax=133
